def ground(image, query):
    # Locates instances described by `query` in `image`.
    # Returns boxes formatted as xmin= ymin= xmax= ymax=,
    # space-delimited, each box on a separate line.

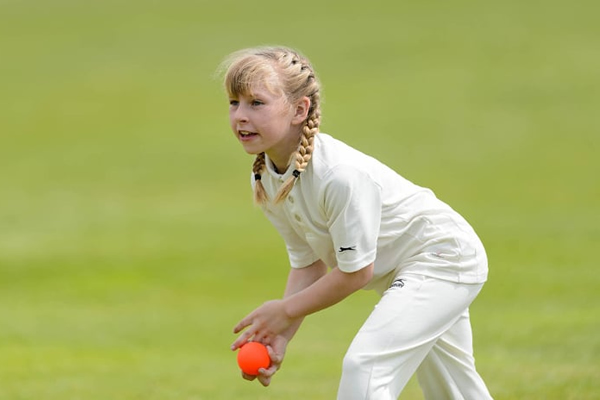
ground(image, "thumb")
xmin=266 ymin=345 xmax=283 ymax=365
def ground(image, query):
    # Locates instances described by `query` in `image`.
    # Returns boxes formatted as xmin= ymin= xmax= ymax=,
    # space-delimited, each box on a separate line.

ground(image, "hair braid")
xmin=252 ymin=152 xmax=268 ymax=204
xmin=273 ymin=91 xmax=321 ymax=204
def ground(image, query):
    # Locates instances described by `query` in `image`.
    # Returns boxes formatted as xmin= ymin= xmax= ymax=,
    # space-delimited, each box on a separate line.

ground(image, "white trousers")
xmin=337 ymin=274 xmax=493 ymax=400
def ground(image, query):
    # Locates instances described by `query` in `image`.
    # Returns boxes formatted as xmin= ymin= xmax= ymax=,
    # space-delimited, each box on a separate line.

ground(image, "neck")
xmin=271 ymin=159 xmax=289 ymax=175
xmin=267 ymin=129 xmax=303 ymax=174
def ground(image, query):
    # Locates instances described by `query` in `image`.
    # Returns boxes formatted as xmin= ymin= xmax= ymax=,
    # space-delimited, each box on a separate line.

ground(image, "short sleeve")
xmin=321 ymin=165 xmax=381 ymax=272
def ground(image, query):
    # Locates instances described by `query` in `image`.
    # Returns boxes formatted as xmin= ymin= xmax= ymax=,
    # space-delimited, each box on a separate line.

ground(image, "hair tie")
xmin=254 ymin=173 xmax=261 ymax=181
xmin=292 ymin=170 xmax=301 ymax=178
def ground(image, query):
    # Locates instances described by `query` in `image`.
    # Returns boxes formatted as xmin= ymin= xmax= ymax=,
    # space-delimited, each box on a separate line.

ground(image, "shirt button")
xmin=294 ymin=214 xmax=302 ymax=222
xmin=288 ymin=196 xmax=294 ymax=204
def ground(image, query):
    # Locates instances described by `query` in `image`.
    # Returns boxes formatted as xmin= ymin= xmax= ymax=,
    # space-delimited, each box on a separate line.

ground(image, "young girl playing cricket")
xmin=222 ymin=46 xmax=493 ymax=399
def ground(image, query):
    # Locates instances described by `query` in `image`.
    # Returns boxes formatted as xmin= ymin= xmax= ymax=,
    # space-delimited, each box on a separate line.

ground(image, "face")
xmin=229 ymin=85 xmax=304 ymax=171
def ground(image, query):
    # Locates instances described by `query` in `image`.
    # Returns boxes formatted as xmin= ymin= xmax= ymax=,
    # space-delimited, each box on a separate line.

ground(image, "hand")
xmin=231 ymin=299 xmax=294 ymax=350
xmin=239 ymin=335 xmax=288 ymax=387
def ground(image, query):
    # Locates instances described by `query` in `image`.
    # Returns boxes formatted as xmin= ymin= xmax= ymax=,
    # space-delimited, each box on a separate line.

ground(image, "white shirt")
xmin=254 ymin=133 xmax=488 ymax=294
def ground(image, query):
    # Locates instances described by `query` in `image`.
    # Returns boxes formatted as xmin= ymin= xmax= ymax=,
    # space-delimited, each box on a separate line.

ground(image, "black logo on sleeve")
xmin=338 ymin=246 xmax=357 ymax=253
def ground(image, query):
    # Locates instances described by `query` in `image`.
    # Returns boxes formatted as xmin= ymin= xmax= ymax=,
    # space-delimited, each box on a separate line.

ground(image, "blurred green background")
xmin=1 ymin=0 xmax=598 ymax=399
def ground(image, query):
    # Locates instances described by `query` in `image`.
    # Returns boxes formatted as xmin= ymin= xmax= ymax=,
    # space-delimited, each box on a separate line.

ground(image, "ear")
xmin=291 ymin=96 xmax=311 ymax=125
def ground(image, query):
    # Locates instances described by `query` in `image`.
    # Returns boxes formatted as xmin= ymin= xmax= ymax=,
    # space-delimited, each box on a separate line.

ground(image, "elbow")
xmin=355 ymin=263 xmax=374 ymax=289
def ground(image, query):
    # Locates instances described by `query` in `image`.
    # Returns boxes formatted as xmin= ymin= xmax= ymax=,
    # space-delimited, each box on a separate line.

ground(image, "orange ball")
xmin=237 ymin=342 xmax=271 ymax=375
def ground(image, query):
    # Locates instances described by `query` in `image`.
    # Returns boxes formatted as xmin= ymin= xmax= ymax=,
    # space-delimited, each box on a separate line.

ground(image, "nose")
xmin=232 ymin=105 xmax=249 ymax=124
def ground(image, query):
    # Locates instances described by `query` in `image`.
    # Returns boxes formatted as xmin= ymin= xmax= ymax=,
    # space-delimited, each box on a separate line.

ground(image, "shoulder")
xmin=314 ymin=134 xmax=387 ymax=183
xmin=311 ymin=133 xmax=373 ymax=176
xmin=310 ymin=137 xmax=382 ymax=203
xmin=313 ymin=133 xmax=358 ymax=158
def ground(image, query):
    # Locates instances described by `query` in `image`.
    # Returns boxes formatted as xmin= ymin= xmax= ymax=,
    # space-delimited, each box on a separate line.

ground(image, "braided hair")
xmin=222 ymin=46 xmax=322 ymax=205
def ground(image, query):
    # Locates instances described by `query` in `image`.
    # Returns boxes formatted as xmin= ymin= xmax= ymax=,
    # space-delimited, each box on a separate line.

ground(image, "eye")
xmin=251 ymin=99 xmax=264 ymax=106
xmin=229 ymin=99 xmax=239 ymax=106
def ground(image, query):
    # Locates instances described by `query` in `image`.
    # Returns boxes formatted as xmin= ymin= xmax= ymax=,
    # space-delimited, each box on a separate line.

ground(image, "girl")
xmin=222 ymin=46 xmax=493 ymax=399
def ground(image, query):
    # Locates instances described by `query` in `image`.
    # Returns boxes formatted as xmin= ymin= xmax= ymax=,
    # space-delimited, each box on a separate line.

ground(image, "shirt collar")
xmin=264 ymin=153 xmax=295 ymax=181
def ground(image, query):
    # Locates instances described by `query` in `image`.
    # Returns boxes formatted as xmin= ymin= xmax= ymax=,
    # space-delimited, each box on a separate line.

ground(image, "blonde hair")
xmin=221 ymin=46 xmax=322 ymax=205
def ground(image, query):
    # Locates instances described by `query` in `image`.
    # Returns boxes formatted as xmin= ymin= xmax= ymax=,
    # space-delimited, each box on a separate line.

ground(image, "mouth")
xmin=238 ymin=130 xmax=258 ymax=141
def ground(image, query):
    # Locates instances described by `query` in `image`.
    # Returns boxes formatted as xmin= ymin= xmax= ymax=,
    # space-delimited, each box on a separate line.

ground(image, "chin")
xmin=241 ymin=145 xmax=263 ymax=156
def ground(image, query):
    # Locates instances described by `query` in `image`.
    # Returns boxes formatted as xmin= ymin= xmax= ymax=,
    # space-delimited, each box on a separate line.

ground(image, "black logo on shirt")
xmin=390 ymin=279 xmax=405 ymax=289
xmin=338 ymin=246 xmax=356 ymax=253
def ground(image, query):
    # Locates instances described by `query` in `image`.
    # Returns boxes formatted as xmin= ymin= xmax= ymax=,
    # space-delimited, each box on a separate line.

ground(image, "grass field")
xmin=1 ymin=0 xmax=599 ymax=399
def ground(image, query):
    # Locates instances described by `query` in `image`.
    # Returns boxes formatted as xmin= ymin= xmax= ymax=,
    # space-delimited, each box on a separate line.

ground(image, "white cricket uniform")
xmin=254 ymin=133 xmax=493 ymax=399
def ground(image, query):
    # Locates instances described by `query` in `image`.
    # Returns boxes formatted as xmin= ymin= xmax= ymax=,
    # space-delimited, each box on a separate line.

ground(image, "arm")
xmin=232 ymin=259 xmax=328 ymax=349
xmin=280 ymin=259 xmax=328 ymax=341
xmin=283 ymin=262 xmax=373 ymax=320
xmin=232 ymin=261 xmax=373 ymax=348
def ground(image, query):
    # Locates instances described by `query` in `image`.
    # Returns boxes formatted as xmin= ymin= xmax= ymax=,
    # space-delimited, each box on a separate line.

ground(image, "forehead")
xmin=227 ymin=78 xmax=283 ymax=100
xmin=225 ymin=57 xmax=283 ymax=97
xmin=229 ymin=84 xmax=281 ymax=101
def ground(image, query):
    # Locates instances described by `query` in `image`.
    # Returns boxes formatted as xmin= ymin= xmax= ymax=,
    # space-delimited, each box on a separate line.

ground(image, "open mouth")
xmin=239 ymin=130 xmax=258 ymax=140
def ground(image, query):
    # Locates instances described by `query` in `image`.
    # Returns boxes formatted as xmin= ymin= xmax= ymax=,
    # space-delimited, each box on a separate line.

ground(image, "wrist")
xmin=282 ymin=297 xmax=298 ymax=320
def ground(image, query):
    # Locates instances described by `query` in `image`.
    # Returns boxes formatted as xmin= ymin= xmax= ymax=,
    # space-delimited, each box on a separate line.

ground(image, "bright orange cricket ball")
xmin=237 ymin=342 xmax=271 ymax=375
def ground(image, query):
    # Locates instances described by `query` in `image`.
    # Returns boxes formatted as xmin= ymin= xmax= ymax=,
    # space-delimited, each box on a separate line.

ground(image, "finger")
xmin=257 ymin=372 xmax=272 ymax=387
xmin=258 ymin=376 xmax=271 ymax=387
xmin=260 ymin=335 xmax=271 ymax=346
xmin=233 ymin=314 xmax=253 ymax=334
xmin=259 ymin=366 xmax=276 ymax=377
xmin=241 ymin=371 xmax=257 ymax=381
xmin=231 ymin=329 xmax=256 ymax=350
xmin=266 ymin=345 xmax=282 ymax=364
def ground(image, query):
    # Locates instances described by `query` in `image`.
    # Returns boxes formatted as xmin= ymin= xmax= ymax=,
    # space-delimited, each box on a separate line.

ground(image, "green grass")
xmin=1 ymin=0 xmax=599 ymax=398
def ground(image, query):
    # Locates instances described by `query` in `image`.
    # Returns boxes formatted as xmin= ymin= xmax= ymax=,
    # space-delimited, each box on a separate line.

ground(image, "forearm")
xmin=283 ymin=263 xmax=374 ymax=320
xmin=280 ymin=260 xmax=328 ymax=341
xmin=231 ymin=262 xmax=373 ymax=349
